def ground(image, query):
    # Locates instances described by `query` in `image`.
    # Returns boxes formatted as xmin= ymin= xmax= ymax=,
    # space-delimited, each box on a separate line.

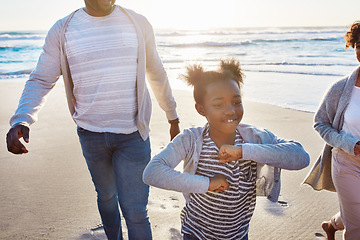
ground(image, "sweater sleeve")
xmin=9 ymin=19 xmax=63 ymax=127
xmin=314 ymin=81 xmax=359 ymax=155
xmin=242 ymin=128 xmax=310 ymax=170
xmin=143 ymin=129 xmax=209 ymax=193
xmin=142 ymin=17 xmax=178 ymax=121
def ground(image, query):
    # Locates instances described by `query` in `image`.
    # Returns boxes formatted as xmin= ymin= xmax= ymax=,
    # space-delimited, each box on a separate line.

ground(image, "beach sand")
xmin=0 ymin=80 xmax=343 ymax=239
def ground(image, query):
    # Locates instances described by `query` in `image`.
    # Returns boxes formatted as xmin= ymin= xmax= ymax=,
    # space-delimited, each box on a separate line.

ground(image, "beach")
xmin=0 ymin=80 xmax=343 ymax=239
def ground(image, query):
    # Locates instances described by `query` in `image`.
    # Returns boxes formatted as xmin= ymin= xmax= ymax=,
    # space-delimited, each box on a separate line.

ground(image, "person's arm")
xmin=7 ymin=19 xmax=64 ymax=154
xmin=143 ymin=129 xmax=209 ymax=193
xmin=218 ymin=129 xmax=310 ymax=170
xmin=355 ymin=141 xmax=360 ymax=156
xmin=314 ymin=81 xmax=360 ymax=155
xmin=141 ymin=18 xmax=180 ymax=139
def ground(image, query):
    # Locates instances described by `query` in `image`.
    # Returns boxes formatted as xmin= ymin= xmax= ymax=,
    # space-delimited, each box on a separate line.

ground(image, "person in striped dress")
xmin=143 ymin=59 xmax=310 ymax=240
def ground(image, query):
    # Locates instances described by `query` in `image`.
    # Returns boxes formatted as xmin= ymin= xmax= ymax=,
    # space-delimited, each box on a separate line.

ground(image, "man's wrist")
xmin=168 ymin=118 xmax=180 ymax=124
xmin=12 ymin=122 xmax=30 ymax=129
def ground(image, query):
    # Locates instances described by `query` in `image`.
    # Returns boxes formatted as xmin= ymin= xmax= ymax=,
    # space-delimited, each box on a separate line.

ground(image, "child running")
xmin=143 ymin=59 xmax=310 ymax=240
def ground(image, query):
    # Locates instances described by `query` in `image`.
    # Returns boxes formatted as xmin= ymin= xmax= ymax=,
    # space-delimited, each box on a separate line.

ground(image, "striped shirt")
xmin=64 ymin=7 xmax=138 ymax=133
xmin=182 ymin=126 xmax=257 ymax=240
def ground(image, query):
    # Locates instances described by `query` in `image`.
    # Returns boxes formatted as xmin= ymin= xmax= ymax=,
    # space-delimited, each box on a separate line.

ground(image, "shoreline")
xmin=0 ymin=75 xmax=320 ymax=114
xmin=0 ymin=80 xmax=342 ymax=239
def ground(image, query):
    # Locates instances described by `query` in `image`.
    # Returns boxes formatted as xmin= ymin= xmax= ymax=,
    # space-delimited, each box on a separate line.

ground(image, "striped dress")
xmin=181 ymin=126 xmax=257 ymax=240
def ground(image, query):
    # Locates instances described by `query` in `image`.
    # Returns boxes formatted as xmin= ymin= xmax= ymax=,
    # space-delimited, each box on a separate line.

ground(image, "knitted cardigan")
xmin=144 ymin=124 xmax=310 ymax=203
xmin=303 ymin=66 xmax=360 ymax=191
xmin=10 ymin=5 xmax=178 ymax=141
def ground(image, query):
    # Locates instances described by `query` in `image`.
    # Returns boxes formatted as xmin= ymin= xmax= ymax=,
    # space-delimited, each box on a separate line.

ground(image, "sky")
xmin=0 ymin=0 xmax=359 ymax=31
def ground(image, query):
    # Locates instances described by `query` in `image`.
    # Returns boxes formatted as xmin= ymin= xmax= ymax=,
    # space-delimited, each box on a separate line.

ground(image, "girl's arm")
xmin=143 ymin=130 xmax=209 ymax=193
xmin=219 ymin=129 xmax=310 ymax=170
xmin=243 ymin=133 xmax=309 ymax=170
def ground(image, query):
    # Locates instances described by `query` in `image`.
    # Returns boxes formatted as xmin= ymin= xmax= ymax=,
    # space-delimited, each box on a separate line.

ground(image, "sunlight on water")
xmin=1 ymin=26 xmax=357 ymax=112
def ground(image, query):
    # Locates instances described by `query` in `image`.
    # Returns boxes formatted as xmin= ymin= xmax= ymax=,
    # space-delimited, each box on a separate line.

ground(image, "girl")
xmin=143 ymin=60 xmax=309 ymax=240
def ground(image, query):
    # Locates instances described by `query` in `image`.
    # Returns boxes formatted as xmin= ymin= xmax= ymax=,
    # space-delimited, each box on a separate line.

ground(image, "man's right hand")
xmin=6 ymin=124 xmax=30 ymax=154
xmin=355 ymin=141 xmax=360 ymax=156
xmin=208 ymin=174 xmax=229 ymax=193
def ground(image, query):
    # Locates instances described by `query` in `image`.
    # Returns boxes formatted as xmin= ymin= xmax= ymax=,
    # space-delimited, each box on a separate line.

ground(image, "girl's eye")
xmin=213 ymin=103 xmax=222 ymax=108
xmin=234 ymin=101 xmax=242 ymax=105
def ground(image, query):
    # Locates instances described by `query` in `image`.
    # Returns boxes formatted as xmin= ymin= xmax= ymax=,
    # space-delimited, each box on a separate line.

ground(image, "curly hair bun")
xmin=182 ymin=64 xmax=205 ymax=86
xmin=220 ymin=59 xmax=244 ymax=84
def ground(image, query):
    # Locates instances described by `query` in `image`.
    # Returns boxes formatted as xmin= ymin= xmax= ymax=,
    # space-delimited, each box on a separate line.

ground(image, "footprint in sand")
xmin=277 ymin=200 xmax=289 ymax=208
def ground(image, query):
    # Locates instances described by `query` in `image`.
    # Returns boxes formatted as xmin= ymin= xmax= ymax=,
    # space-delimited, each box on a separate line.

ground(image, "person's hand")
xmin=6 ymin=124 xmax=30 ymax=154
xmin=169 ymin=122 xmax=180 ymax=141
xmin=208 ymin=174 xmax=229 ymax=193
xmin=218 ymin=144 xmax=242 ymax=163
xmin=355 ymin=141 xmax=360 ymax=156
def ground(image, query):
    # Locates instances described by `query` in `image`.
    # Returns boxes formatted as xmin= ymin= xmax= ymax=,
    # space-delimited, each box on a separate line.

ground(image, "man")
xmin=6 ymin=0 xmax=180 ymax=239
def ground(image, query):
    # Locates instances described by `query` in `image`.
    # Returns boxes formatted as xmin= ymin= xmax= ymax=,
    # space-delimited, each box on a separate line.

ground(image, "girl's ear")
xmin=195 ymin=103 xmax=206 ymax=116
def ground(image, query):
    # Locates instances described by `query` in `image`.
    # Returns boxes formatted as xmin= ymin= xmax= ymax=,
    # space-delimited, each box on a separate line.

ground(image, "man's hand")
xmin=169 ymin=121 xmax=180 ymax=141
xmin=6 ymin=124 xmax=30 ymax=154
xmin=355 ymin=141 xmax=360 ymax=156
xmin=218 ymin=144 xmax=242 ymax=163
xmin=208 ymin=174 xmax=229 ymax=193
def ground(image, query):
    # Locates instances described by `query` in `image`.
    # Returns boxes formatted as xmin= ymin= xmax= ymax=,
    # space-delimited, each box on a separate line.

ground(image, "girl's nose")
xmin=224 ymin=104 xmax=235 ymax=115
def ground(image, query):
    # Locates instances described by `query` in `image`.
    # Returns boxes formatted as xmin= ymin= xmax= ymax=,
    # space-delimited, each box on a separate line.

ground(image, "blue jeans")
xmin=77 ymin=128 xmax=152 ymax=240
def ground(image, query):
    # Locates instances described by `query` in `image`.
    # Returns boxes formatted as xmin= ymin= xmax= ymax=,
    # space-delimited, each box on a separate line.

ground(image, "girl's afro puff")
xmin=181 ymin=59 xmax=244 ymax=103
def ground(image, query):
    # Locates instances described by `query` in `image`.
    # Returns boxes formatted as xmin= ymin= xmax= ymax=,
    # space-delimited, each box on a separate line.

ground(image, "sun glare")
xmin=141 ymin=0 xmax=244 ymax=30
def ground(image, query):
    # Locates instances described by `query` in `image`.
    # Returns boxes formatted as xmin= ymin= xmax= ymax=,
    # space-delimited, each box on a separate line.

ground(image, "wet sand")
xmin=0 ymin=81 xmax=342 ymax=239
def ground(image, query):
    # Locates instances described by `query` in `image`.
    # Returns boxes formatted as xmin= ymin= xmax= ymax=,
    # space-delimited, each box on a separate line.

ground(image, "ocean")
xmin=0 ymin=26 xmax=357 ymax=112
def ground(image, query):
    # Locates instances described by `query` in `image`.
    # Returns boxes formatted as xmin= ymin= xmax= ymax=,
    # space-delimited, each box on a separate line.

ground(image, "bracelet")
xmin=168 ymin=118 xmax=180 ymax=124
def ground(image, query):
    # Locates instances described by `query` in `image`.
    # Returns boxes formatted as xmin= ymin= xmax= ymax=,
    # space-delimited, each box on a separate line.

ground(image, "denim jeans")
xmin=77 ymin=127 xmax=152 ymax=240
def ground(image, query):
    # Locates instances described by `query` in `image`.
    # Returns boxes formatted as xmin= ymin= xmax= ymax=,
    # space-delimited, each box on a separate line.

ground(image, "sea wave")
xmin=0 ymin=69 xmax=34 ymax=76
xmin=244 ymin=68 xmax=344 ymax=77
xmin=0 ymin=46 xmax=42 ymax=51
xmin=155 ymin=27 xmax=345 ymax=37
xmin=161 ymin=36 xmax=343 ymax=48
xmin=244 ymin=62 xmax=357 ymax=67
xmin=159 ymin=41 xmax=251 ymax=48
xmin=0 ymin=32 xmax=45 ymax=41
xmin=251 ymin=36 xmax=342 ymax=43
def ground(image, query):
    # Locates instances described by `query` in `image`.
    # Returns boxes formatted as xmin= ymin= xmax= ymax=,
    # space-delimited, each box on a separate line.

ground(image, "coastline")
xmin=0 ymin=80 xmax=342 ymax=239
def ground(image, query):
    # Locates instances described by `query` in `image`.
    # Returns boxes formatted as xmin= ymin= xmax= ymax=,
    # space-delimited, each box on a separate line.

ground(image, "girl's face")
xmin=196 ymin=79 xmax=244 ymax=137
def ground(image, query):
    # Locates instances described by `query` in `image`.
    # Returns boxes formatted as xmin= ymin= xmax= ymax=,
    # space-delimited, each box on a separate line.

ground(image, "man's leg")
xmin=77 ymin=127 xmax=122 ymax=240
xmin=112 ymin=131 xmax=152 ymax=240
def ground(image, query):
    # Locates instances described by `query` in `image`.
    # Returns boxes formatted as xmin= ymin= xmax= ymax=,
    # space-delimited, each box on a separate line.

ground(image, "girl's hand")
xmin=218 ymin=144 xmax=242 ymax=163
xmin=355 ymin=141 xmax=360 ymax=156
xmin=208 ymin=174 xmax=229 ymax=192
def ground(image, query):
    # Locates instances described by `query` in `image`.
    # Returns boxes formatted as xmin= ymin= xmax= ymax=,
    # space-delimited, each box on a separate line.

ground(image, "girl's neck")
xmin=209 ymin=130 xmax=236 ymax=149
